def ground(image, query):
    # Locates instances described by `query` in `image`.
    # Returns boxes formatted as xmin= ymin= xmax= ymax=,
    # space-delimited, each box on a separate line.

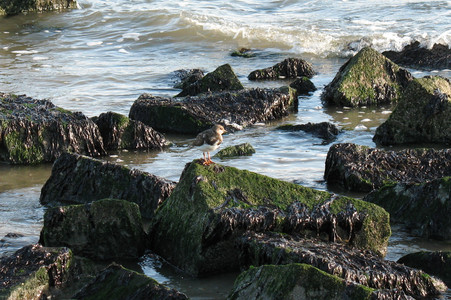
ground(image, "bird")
xmin=193 ymin=124 xmax=227 ymax=165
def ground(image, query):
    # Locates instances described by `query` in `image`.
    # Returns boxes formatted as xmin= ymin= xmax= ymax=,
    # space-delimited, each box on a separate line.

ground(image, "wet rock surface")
xmin=0 ymin=0 xmax=77 ymax=16
xmin=173 ymin=68 xmax=205 ymax=90
xmin=364 ymin=177 xmax=451 ymax=240
xmin=289 ymin=76 xmax=317 ymax=94
xmin=40 ymin=199 xmax=145 ymax=260
xmin=277 ymin=122 xmax=340 ymax=143
xmin=40 ymin=152 xmax=176 ymax=219
xmin=373 ymin=76 xmax=451 ymax=146
xmin=248 ymin=58 xmax=315 ymax=80
xmin=214 ymin=143 xmax=256 ymax=159
xmin=93 ymin=111 xmax=169 ymax=151
xmin=237 ymin=231 xmax=447 ymax=298
xmin=0 ymin=93 xmax=106 ymax=164
xmin=73 ymin=264 xmax=189 ymax=300
xmin=324 ymin=143 xmax=451 ymax=192
xmin=129 ymin=87 xmax=297 ymax=134
xmin=321 ymin=47 xmax=413 ymax=107
xmin=383 ymin=41 xmax=451 ymax=70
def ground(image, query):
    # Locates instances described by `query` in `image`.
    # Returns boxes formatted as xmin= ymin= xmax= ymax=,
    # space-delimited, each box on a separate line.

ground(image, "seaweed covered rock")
xmin=398 ymin=251 xmax=451 ymax=285
xmin=248 ymin=58 xmax=315 ymax=80
xmin=277 ymin=122 xmax=340 ymax=143
xmin=383 ymin=41 xmax=451 ymax=70
xmin=363 ymin=177 xmax=451 ymax=240
xmin=73 ymin=264 xmax=188 ymax=300
xmin=93 ymin=111 xmax=169 ymax=151
xmin=373 ymin=76 xmax=451 ymax=145
xmin=289 ymin=76 xmax=317 ymax=94
xmin=173 ymin=69 xmax=205 ymax=90
xmin=176 ymin=64 xmax=244 ymax=97
xmin=40 ymin=199 xmax=145 ymax=260
xmin=129 ymin=87 xmax=298 ymax=134
xmin=230 ymin=48 xmax=256 ymax=58
xmin=40 ymin=152 xmax=175 ymax=219
xmin=149 ymin=161 xmax=390 ymax=277
xmin=237 ymin=232 xmax=447 ymax=299
xmin=214 ymin=143 xmax=255 ymax=159
xmin=0 ymin=93 xmax=106 ymax=164
xmin=321 ymin=47 xmax=413 ymax=107
xmin=0 ymin=244 xmax=72 ymax=299
xmin=324 ymin=143 xmax=451 ymax=192
xmin=228 ymin=263 xmax=378 ymax=300
xmin=0 ymin=0 xmax=77 ymax=16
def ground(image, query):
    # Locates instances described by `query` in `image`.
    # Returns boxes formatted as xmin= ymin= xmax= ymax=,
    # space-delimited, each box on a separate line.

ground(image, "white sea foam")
xmin=32 ymin=56 xmax=49 ymax=61
xmin=87 ymin=41 xmax=103 ymax=46
xmin=361 ymin=118 xmax=372 ymax=122
xmin=354 ymin=124 xmax=368 ymax=131
xmin=381 ymin=111 xmax=392 ymax=115
xmin=11 ymin=50 xmax=38 ymax=54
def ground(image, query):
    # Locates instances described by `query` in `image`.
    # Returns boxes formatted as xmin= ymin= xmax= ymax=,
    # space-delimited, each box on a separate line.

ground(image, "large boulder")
xmin=248 ymin=58 xmax=315 ymax=80
xmin=277 ymin=122 xmax=340 ymax=143
xmin=373 ymin=76 xmax=451 ymax=145
xmin=129 ymin=87 xmax=298 ymax=134
xmin=398 ymin=251 xmax=451 ymax=286
xmin=324 ymin=143 xmax=451 ymax=192
xmin=149 ymin=161 xmax=390 ymax=277
xmin=40 ymin=152 xmax=176 ymax=219
xmin=93 ymin=111 xmax=169 ymax=151
xmin=321 ymin=47 xmax=413 ymax=107
xmin=0 ymin=93 xmax=106 ymax=164
xmin=176 ymin=64 xmax=244 ymax=97
xmin=72 ymin=264 xmax=188 ymax=300
xmin=237 ymin=232 xmax=447 ymax=299
xmin=363 ymin=177 xmax=451 ymax=240
xmin=383 ymin=41 xmax=451 ymax=70
xmin=0 ymin=0 xmax=77 ymax=16
xmin=40 ymin=199 xmax=146 ymax=260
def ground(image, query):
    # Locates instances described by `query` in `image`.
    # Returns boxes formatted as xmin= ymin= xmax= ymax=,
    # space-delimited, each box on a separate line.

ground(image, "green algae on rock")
xmin=149 ymin=161 xmax=390 ymax=277
xmin=363 ymin=177 xmax=451 ymax=240
xmin=321 ymin=47 xmax=412 ymax=107
xmin=214 ymin=143 xmax=255 ymax=159
xmin=0 ymin=0 xmax=78 ymax=16
xmin=373 ymin=76 xmax=451 ymax=145
xmin=398 ymin=251 xmax=451 ymax=286
xmin=248 ymin=58 xmax=315 ymax=80
xmin=40 ymin=199 xmax=146 ymax=260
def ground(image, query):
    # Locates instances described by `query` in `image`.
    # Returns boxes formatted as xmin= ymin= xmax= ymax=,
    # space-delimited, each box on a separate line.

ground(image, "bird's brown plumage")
xmin=193 ymin=124 xmax=227 ymax=165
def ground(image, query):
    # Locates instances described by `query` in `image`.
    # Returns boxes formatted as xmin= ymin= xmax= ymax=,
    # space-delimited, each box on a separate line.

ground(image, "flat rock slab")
xmin=277 ymin=122 xmax=340 ymax=143
xmin=129 ymin=87 xmax=297 ymax=134
xmin=324 ymin=143 xmax=451 ymax=192
xmin=40 ymin=152 xmax=176 ymax=219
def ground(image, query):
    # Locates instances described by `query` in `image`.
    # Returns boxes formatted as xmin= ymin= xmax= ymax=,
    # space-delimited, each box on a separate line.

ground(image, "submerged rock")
xmin=40 ymin=152 xmax=176 ymax=219
xmin=363 ymin=177 xmax=451 ymax=240
xmin=324 ymin=143 xmax=451 ymax=192
xmin=93 ymin=111 xmax=169 ymax=151
xmin=0 ymin=93 xmax=106 ymax=164
xmin=173 ymin=69 xmax=205 ymax=90
xmin=149 ymin=161 xmax=390 ymax=277
xmin=176 ymin=64 xmax=244 ymax=97
xmin=40 ymin=199 xmax=145 ymax=260
xmin=373 ymin=76 xmax=451 ymax=145
xmin=129 ymin=87 xmax=298 ymax=134
xmin=230 ymin=48 xmax=256 ymax=58
xmin=321 ymin=47 xmax=413 ymax=107
xmin=383 ymin=41 xmax=451 ymax=70
xmin=248 ymin=58 xmax=315 ymax=80
xmin=73 ymin=264 xmax=188 ymax=300
xmin=237 ymin=232 xmax=447 ymax=299
xmin=289 ymin=76 xmax=317 ymax=94
xmin=0 ymin=0 xmax=77 ymax=16
xmin=398 ymin=251 xmax=451 ymax=285
xmin=214 ymin=143 xmax=256 ymax=159
xmin=277 ymin=122 xmax=340 ymax=143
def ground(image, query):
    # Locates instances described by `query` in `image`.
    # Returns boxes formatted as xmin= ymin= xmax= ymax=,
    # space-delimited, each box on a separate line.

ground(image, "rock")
xmin=398 ymin=251 xmax=451 ymax=285
xmin=149 ymin=161 xmax=390 ymax=277
xmin=324 ymin=143 xmax=451 ymax=192
xmin=248 ymin=58 xmax=315 ymax=80
xmin=321 ymin=47 xmax=413 ymax=107
xmin=129 ymin=87 xmax=298 ymax=134
xmin=383 ymin=41 xmax=451 ymax=70
xmin=237 ymin=231 xmax=447 ymax=299
xmin=72 ymin=264 xmax=188 ymax=300
xmin=0 ymin=93 xmax=106 ymax=164
xmin=363 ymin=177 xmax=451 ymax=240
xmin=40 ymin=152 xmax=176 ymax=219
xmin=40 ymin=199 xmax=146 ymax=260
xmin=175 ymin=64 xmax=244 ymax=97
xmin=373 ymin=76 xmax=451 ymax=145
xmin=173 ymin=69 xmax=205 ymax=90
xmin=230 ymin=48 xmax=256 ymax=58
xmin=214 ymin=143 xmax=255 ymax=159
xmin=277 ymin=122 xmax=340 ymax=143
xmin=0 ymin=0 xmax=77 ymax=16
xmin=93 ymin=111 xmax=169 ymax=151
xmin=0 ymin=244 xmax=72 ymax=299
xmin=228 ymin=263 xmax=379 ymax=300
xmin=289 ymin=76 xmax=317 ymax=94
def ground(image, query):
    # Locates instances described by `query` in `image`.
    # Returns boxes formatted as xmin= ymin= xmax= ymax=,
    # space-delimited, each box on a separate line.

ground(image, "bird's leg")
xmin=207 ymin=152 xmax=213 ymax=164
xmin=202 ymin=152 xmax=209 ymax=165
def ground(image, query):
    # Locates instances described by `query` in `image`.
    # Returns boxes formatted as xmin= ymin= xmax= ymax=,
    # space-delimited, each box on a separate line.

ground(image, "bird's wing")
xmin=193 ymin=132 xmax=207 ymax=146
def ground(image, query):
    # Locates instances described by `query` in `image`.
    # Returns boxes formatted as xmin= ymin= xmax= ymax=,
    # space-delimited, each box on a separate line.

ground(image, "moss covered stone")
xmin=321 ymin=47 xmax=413 ymax=107
xmin=374 ymin=76 xmax=451 ymax=145
xmin=0 ymin=0 xmax=78 ymax=16
xmin=289 ymin=76 xmax=317 ymax=95
xmin=149 ymin=161 xmax=390 ymax=277
xmin=398 ymin=251 xmax=451 ymax=285
xmin=214 ymin=143 xmax=256 ymax=159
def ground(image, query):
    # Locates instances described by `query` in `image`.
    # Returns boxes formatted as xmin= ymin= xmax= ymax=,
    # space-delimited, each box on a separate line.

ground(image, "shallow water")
xmin=1 ymin=0 xmax=451 ymax=298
